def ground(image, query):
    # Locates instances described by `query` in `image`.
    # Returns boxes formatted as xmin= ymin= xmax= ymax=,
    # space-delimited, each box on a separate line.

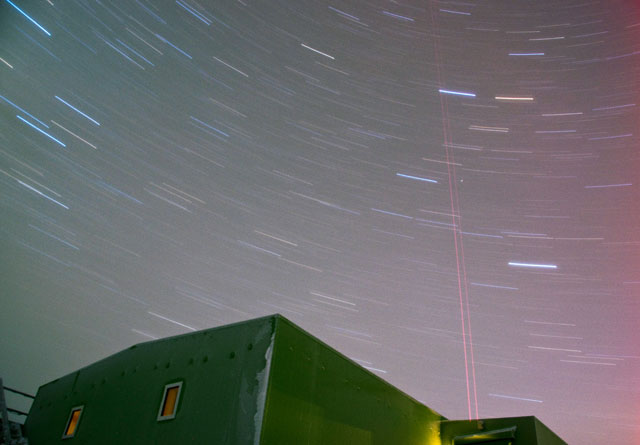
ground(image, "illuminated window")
xmin=157 ymin=382 xmax=182 ymax=421
xmin=62 ymin=406 xmax=83 ymax=439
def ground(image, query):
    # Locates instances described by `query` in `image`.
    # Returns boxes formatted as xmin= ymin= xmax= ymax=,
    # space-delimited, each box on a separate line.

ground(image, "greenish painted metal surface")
xmin=25 ymin=316 xmax=275 ymax=444
xmin=259 ymin=317 xmax=444 ymax=445
xmin=440 ymin=417 xmax=567 ymax=445
xmin=533 ymin=418 xmax=567 ymax=445
xmin=451 ymin=426 xmax=516 ymax=444
xmin=25 ymin=314 xmax=566 ymax=444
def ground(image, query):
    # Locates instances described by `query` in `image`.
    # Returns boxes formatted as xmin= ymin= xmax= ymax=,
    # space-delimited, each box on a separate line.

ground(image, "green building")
xmin=24 ymin=314 xmax=566 ymax=444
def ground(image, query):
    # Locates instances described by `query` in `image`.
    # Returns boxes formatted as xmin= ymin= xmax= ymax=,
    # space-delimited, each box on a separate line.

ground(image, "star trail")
xmin=1 ymin=1 xmax=639 ymax=443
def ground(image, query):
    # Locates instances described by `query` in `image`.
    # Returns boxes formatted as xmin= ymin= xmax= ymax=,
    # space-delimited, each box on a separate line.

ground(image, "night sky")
xmin=1 ymin=0 xmax=639 ymax=442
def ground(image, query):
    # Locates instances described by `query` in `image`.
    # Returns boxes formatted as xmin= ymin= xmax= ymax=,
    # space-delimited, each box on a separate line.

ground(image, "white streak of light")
xmin=301 ymin=43 xmax=335 ymax=59
xmin=147 ymin=311 xmax=196 ymax=331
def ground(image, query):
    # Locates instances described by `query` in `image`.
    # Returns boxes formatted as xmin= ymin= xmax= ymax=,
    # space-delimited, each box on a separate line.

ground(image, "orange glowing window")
xmin=62 ymin=406 xmax=83 ymax=439
xmin=157 ymin=382 xmax=182 ymax=421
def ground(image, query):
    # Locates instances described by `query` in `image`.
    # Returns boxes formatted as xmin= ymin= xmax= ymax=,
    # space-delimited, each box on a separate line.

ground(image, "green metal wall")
xmin=533 ymin=418 xmax=567 ymax=445
xmin=25 ymin=316 xmax=275 ymax=444
xmin=259 ymin=317 xmax=445 ymax=445
xmin=24 ymin=314 xmax=566 ymax=444
xmin=439 ymin=417 xmax=567 ymax=445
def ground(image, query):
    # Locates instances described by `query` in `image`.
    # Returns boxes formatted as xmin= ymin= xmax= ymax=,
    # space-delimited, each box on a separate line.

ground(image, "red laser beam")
xmin=427 ymin=0 xmax=479 ymax=420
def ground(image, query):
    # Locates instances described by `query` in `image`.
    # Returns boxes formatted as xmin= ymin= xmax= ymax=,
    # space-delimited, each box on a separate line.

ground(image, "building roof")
xmin=25 ymin=314 xmax=566 ymax=444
